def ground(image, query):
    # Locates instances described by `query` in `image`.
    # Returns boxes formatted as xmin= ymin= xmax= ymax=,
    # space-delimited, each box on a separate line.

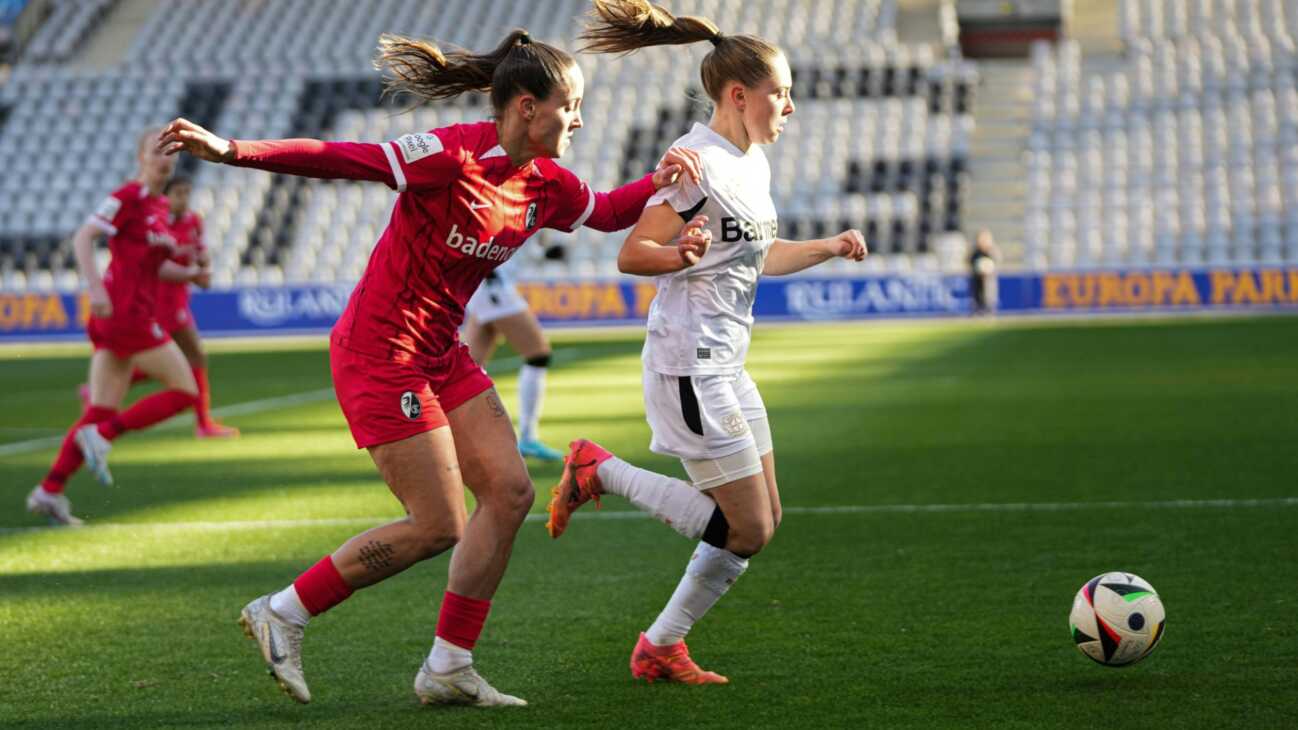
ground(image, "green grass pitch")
xmin=1 ymin=316 xmax=1296 ymax=728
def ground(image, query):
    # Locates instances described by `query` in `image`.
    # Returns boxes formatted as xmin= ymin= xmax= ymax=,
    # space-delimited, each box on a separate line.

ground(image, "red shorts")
xmin=329 ymin=338 xmax=494 ymax=449
xmin=87 ymin=315 xmax=171 ymax=359
xmin=156 ymin=288 xmax=194 ymax=334
xmin=156 ymin=304 xmax=194 ymax=334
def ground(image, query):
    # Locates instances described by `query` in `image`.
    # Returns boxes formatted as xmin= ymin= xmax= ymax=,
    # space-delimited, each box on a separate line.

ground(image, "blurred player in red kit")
xmin=156 ymin=176 xmax=239 ymax=438
xmin=160 ymin=28 xmax=702 ymax=707
xmin=26 ymin=128 xmax=203 ymax=525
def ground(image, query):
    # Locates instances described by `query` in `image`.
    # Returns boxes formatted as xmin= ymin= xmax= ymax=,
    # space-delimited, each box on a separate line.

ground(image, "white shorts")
xmin=644 ymin=367 xmax=772 ymax=489
xmin=465 ymin=271 xmax=528 ymax=324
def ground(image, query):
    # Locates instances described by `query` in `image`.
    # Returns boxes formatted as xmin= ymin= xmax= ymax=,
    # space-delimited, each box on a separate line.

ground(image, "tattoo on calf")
xmin=358 ymin=540 xmax=396 ymax=573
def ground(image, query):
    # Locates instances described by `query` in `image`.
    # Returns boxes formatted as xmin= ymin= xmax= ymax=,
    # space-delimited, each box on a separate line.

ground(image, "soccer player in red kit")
xmin=160 ymin=29 xmax=703 ymax=707
xmin=156 ymin=176 xmax=239 ymax=438
xmin=25 ymin=128 xmax=203 ymax=525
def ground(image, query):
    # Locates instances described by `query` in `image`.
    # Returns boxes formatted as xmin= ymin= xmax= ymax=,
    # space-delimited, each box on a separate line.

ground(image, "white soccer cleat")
xmin=414 ymin=662 xmax=527 ymax=707
xmin=74 ymin=424 xmax=113 ymax=486
xmin=25 ymin=486 xmax=84 ymax=526
xmin=239 ymin=594 xmax=311 ymax=704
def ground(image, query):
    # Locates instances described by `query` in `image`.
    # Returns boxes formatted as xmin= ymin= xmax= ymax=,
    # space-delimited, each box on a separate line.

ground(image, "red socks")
xmin=293 ymin=555 xmax=355 ymax=616
xmin=193 ymin=366 xmax=214 ymax=428
xmin=41 ymin=406 xmax=117 ymax=493
xmin=436 ymin=591 xmax=492 ymax=651
xmin=97 ymin=389 xmax=197 ymax=440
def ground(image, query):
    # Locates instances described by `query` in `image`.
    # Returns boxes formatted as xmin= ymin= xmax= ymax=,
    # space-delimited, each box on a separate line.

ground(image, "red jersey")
xmin=231 ymin=121 xmax=656 ymax=366
xmin=157 ymin=209 xmax=204 ymax=319
xmin=88 ymin=181 xmax=177 ymax=326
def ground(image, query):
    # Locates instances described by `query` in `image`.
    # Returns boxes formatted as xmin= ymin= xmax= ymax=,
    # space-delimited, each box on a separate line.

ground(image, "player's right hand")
xmin=158 ymin=118 xmax=234 ymax=163
xmin=677 ymin=214 xmax=711 ymax=268
xmin=88 ymin=286 xmax=112 ymax=319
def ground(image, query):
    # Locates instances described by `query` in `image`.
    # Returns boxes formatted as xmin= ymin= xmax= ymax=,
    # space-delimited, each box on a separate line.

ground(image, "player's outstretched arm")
xmin=617 ymin=205 xmax=711 ymax=276
xmin=576 ymin=147 xmax=703 ymax=232
xmin=158 ymin=117 xmax=448 ymax=191
xmin=762 ymin=229 xmax=867 ymax=276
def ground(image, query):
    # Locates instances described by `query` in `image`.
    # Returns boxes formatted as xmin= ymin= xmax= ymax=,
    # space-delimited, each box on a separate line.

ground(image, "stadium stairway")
xmin=70 ymin=0 xmax=156 ymax=69
xmin=966 ymin=60 xmax=1032 ymax=267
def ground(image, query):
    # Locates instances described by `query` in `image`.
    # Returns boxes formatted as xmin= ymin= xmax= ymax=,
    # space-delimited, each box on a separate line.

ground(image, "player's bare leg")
xmin=76 ymin=345 xmax=197 ymax=486
xmin=414 ymin=389 xmax=528 ymax=707
xmin=463 ymin=316 xmax=500 ymax=365
xmin=241 ymin=428 xmax=467 ymax=704
xmin=171 ymin=323 xmax=238 ymax=438
xmin=491 ymin=311 xmax=561 ymax=461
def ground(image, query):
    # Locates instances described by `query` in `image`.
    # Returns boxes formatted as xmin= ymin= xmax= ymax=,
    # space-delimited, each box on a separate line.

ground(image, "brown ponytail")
xmin=579 ymin=0 xmax=783 ymax=103
xmin=375 ymin=29 xmax=576 ymax=114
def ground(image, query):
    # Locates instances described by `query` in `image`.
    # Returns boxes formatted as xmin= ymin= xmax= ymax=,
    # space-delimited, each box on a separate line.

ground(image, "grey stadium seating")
xmin=0 ymin=0 xmax=976 ymax=290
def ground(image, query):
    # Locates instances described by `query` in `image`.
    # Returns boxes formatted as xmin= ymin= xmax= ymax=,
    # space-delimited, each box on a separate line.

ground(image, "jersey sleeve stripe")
xmin=568 ymin=186 xmax=597 ymax=231
xmin=87 ymin=215 xmax=117 ymax=237
xmin=382 ymin=141 xmax=407 ymax=193
xmin=676 ymin=196 xmax=709 ymax=222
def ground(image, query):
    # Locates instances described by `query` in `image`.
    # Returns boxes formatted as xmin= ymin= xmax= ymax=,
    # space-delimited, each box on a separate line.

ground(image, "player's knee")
xmin=704 ymin=507 xmax=772 ymax=556
xmin=412 ymin=515 xmax=463 ymax=559
xmin=726 ymin=516 xmax=775 ymax=558
xmin=483 ymin=473 xmax=534 ymax=519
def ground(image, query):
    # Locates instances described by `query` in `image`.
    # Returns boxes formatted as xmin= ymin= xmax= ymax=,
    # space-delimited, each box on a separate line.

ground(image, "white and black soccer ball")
xmin=1069 ymin=571 xmax=1166 ymax=667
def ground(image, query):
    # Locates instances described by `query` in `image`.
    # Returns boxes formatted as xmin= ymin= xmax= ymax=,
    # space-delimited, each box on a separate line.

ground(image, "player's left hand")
xmin=158 ymin=118 xmax=234 ymax=162
xmin=193 ymin=268 xmax=212 ymax=289
xmin=652 ymin=146 xmax=703 ymax=189
xmin=829 ymin=229 xmax=867 ymax=261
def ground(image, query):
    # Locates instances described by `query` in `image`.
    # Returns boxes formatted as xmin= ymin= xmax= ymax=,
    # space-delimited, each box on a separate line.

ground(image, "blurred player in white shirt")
xmin=463 ymin=256 xmax=564 ymax=461
xmin=547 ymin=0 xmax=868 ymax=685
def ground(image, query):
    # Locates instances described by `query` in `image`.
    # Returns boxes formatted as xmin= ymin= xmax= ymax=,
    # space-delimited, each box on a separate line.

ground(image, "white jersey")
xmin=641 ymin=123 xmax=778 ymax=376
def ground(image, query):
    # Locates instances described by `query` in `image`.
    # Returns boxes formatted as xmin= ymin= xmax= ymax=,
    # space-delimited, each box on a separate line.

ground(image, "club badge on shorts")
xmin=400 ymin=391 xmax=422 ymax=419
xmin=721 ymin=411 xmax=749 ymax=437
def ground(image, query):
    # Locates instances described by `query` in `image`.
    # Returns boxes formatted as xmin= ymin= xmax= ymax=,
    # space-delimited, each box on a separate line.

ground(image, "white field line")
xmin=2 ymin=497 xmax=1296 ymax=535
xmin=0 ymin=351 xmax=565 ymax=458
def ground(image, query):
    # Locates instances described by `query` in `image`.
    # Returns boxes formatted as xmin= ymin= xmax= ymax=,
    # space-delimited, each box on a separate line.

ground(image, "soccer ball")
xmin=1069 ymin=571 xmax=1166 ymax=667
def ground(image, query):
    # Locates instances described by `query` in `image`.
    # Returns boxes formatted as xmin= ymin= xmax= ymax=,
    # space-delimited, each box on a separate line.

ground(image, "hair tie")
xmin=518 ymin=31 xmax=531 ymax=45
xmin=709 ymin=32 xmax=724 ymax=47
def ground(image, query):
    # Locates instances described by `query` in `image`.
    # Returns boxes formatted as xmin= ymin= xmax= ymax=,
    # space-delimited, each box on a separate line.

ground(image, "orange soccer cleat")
xmin=544 ymin=439 xmax=613 ymax=538
xmin=195 ymin=422 xmax=241 ymax=439
xmin=629 ymin=633 xmax=728 ymax=685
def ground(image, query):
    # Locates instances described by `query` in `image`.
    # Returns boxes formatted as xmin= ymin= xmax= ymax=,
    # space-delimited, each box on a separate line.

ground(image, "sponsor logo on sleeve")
xmin=95 ymin=196 xmax=122 ymax=222
xmin=396 ymin=133 xmax=443 ymax=164
xmin=525 ymin=202 xmax=538 ymax=229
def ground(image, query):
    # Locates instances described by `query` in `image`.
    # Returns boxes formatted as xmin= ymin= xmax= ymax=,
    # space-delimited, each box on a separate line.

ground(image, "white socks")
xmin=269 ymin=585 xmax=311 ymax=627
xmin=645 ymin=542 xmax=749 ymax=646
xmin=596 ymin=457 xmax=717 ymax=540
xmin=517 ymin=364 xmax=546 ymax=442
xmin=427 ymin=636 xmax=473 ymax=673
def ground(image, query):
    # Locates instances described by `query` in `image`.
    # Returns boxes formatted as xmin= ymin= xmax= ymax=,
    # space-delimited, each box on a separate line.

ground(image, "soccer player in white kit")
xmin=462 ymin=256 xmax=565 ymax=461
xmin=547 ymin=0 xmax=867 ymax=685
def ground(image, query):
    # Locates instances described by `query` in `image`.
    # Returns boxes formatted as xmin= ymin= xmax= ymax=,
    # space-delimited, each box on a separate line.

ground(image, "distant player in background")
xmin=157 ymin=176 xmax=239 ymax=437
xmin=26 ymin=127 xmax=202 ymax=526
xmin=160 ymin=27 xmax=701 ymax=708
xmin=462 ymin=257 xmax=563 ymax=461
xmin=78 ymin=177 xmax=240 ymax=437
xmin=548 ymin=0 xmax=867 ymax=685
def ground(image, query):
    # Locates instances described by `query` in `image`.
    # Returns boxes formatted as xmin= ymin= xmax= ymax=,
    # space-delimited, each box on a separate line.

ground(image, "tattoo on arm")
xmin=357 ymin=540 xmax=396 ymax=573
xmin=486 ymin=393 xmax=507 ymax=419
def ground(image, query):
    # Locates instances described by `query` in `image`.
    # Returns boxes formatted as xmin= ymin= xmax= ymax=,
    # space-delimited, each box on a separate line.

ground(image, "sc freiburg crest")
xmin=400 ymin=391 xmax=422 ymax=420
